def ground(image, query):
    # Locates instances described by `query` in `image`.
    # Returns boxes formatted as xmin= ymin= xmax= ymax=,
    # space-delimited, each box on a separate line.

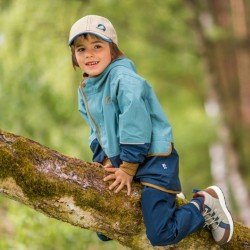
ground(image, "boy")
xmin=68 ymin=15 xmax=234 ymax=246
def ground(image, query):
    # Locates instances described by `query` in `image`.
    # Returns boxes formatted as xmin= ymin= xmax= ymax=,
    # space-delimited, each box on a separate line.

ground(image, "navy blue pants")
xmin=141 ymin=186 xmax=205 ymax=246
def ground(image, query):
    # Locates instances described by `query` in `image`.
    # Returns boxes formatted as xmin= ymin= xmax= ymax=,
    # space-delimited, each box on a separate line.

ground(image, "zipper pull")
xmin=81 ymin=72 xmax=88 ymax=88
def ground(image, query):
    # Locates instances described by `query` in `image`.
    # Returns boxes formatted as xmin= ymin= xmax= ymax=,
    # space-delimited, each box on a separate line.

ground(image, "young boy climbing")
xmin=68 ymin=15 xmax=234 ymax=246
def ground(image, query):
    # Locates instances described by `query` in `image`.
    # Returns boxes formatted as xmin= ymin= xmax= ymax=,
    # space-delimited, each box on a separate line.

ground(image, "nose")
xmin=85 ymin=48 xmax=93 ymax=58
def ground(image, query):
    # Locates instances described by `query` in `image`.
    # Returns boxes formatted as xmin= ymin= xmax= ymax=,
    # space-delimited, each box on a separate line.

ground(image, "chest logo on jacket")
xmin=105 ymin=96 xmax=111 ymax=105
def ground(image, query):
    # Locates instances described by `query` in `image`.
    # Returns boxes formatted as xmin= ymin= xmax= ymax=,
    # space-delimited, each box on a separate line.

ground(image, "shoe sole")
xmin=209 ymin=185 xmax=234 ymax=244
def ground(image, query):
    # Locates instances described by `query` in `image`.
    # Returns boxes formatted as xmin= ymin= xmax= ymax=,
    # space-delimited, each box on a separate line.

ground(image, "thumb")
xmin=103 ymin=163 xmax=113 ymax=168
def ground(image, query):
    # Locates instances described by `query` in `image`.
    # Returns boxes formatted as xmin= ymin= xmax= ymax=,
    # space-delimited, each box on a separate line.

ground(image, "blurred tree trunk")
xmin=186 ymin=0 xmax=250 ymax=226
xmin=0 ymin=129 xmax=250 ymax=249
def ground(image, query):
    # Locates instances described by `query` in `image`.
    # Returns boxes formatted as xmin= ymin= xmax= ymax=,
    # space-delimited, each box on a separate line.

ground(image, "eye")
xmin=76 ymin=47 xmax=85 ymax=52
xmin=94 ymin=44 xmax=102 ymax=49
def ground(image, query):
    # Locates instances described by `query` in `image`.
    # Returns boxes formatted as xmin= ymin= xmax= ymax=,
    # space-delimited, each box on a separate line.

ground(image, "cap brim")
xmin=68 ymin=32 xmax=112 ymax=46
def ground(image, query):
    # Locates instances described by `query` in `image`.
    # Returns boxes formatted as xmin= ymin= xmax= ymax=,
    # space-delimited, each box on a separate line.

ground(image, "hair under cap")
xmin=68 ymin=15 xmax=118 ymax=46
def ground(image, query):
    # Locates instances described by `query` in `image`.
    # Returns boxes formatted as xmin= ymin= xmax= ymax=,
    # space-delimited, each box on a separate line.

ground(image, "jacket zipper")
xmin=80 ymin=84 xmax=104 ymax=148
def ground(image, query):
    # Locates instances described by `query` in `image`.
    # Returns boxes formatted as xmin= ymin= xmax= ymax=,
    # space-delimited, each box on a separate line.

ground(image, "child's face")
xmin=74 ymin=34 xmax=112 ymax=77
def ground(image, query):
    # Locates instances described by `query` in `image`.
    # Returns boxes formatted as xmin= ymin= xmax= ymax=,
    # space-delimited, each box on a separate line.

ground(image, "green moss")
xmin=0 ymin=132 xmax=143 ymax=234
xmin=223 ymin=222 xmax=250 ymax=250
xmin=0 ymin=147 xmax=18 ymax=179
xmin=72 ymin=183 xmax=143 ymax=234
xmin=0 ymin=135 xmax=66 ymax=200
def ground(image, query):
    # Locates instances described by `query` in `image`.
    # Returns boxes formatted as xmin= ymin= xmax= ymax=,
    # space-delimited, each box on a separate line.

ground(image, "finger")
xmin=127 ymin=184 xmax=131 ymax=196
xmin=103 ymin=174 xmax=116 ymax=182
xmin=109 ymin=180 xmax=120 ymax=191
xmin=104 ymin=167 xmax=116 ymax=173
xmin=115 ymin=182 xmax=126 ymax=194
xmin=103 ymin=163 xmax=113 ymax=168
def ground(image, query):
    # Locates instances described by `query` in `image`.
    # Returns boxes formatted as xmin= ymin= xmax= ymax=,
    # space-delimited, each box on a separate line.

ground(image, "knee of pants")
xmin=147 ymin=232 xmax=166 ymax=246
xmin=149 ymin=237 xmax=162 ymax=246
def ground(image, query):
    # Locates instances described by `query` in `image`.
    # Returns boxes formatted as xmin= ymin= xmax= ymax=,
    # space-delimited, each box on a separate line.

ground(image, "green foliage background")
xmin=0 ymin=0 xmax=216 ymax=249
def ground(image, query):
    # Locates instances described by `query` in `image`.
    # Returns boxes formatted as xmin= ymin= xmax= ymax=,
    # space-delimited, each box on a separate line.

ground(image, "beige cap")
xmin=68 ymin=15 xmax=118 ymax=46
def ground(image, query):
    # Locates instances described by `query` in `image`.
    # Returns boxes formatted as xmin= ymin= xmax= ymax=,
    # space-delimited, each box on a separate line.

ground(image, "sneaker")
xmin=193 ymin=186 xmax=234 ymax=246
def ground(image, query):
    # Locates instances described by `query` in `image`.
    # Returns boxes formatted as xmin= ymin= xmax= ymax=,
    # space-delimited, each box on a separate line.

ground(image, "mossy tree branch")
xmin=0 ymin=129 xmax=249 ymax=250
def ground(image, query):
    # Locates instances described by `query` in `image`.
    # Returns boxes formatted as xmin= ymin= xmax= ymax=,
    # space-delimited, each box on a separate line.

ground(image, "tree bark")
xmin=0 ymin=129 xmax=249 ymax=250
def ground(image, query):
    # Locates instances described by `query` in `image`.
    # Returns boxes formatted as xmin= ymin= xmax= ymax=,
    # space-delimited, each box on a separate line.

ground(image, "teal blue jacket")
xmin=78 ymin=57 xmax=181 ymax=193
xmin=78 ymin=57 xmax=174 ymax=161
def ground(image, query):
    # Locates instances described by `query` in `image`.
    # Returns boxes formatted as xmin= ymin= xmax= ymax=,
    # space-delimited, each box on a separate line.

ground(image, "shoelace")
xmin=203 ymin=207 xmax=221 ymax=230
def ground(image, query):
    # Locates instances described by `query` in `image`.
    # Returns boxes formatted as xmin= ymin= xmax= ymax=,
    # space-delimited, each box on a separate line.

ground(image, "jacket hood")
xmin=83 ymin=57 xmax=137 ymax=89
xmin=109 ymin=57 xmax=137 ymax=73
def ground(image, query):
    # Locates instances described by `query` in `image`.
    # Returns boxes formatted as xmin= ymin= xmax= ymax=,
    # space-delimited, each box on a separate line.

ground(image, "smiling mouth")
xmin=86 ymin=61 xmax=99 ymax=66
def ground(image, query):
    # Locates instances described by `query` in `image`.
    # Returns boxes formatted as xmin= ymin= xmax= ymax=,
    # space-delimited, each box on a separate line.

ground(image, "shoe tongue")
xmin=192 ymin=189 xmax=201 ymax=193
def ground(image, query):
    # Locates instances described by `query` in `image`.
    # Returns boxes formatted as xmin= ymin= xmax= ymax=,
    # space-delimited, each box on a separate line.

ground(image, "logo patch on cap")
xmin=96 ymin=24 xmax=106 ymax=32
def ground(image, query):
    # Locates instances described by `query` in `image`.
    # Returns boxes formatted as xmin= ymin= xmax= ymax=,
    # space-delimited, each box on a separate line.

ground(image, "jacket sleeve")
xmin=116 ymin=75 xmax=152 ymax=145
xmin=120 ymin=143 xmax=150 ymax=163
xmin=119 ymin=143 xmax=150 ymax=176
xmin=90 ymin=138 xmax=107 ymax=163
xmin=114 ymin=75 xmax=152 ymax=174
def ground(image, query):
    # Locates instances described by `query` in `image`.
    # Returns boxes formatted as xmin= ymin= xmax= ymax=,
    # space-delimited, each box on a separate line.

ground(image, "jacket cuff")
xmin=120 ymin=161 xmax=139 ymax=176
